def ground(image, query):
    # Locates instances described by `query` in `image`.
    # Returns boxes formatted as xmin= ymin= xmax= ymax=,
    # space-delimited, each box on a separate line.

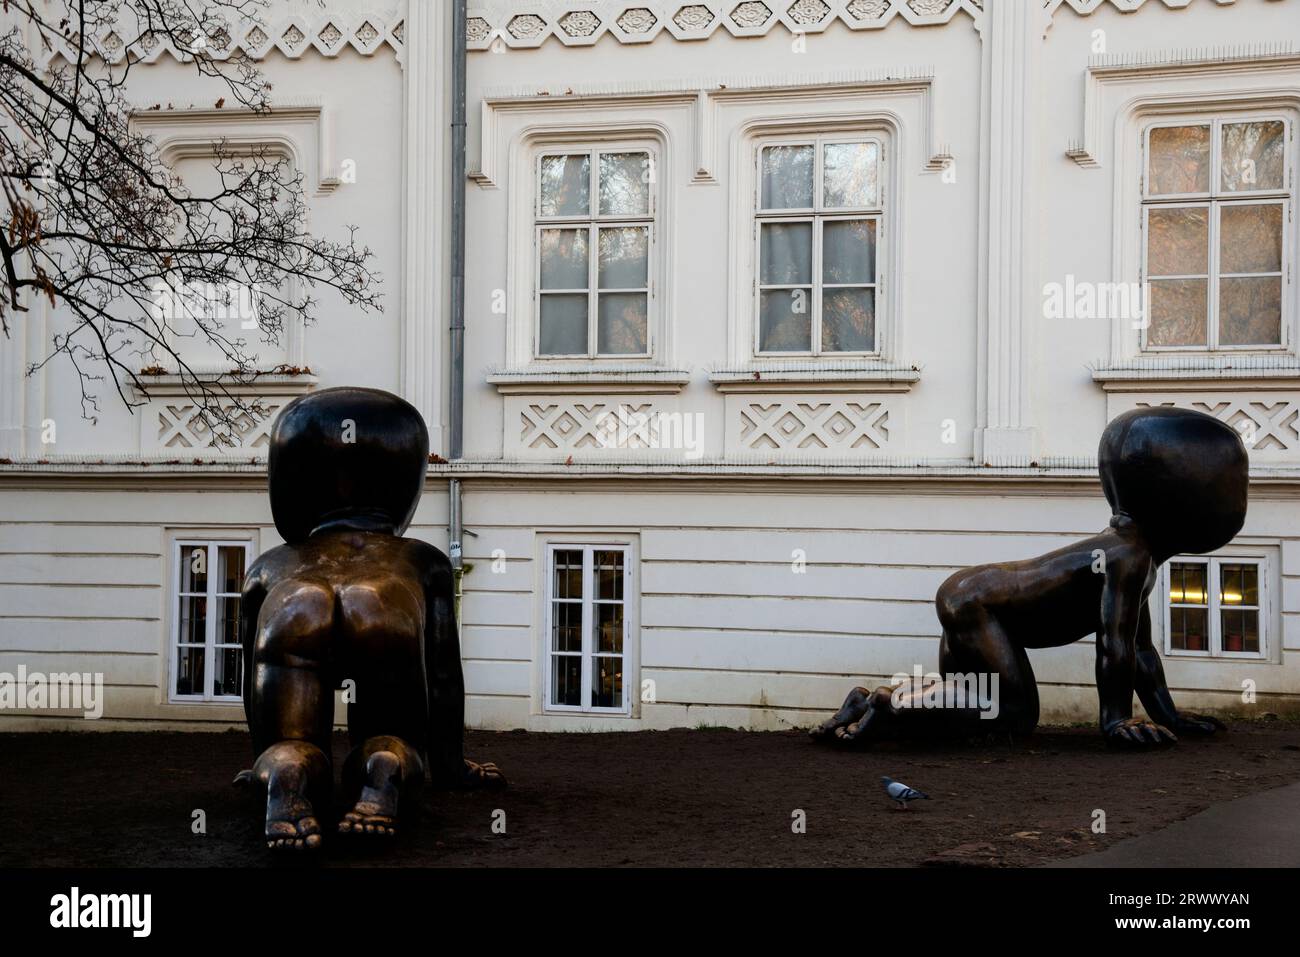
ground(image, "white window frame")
xmin=533 ymin=144 xmax=657 ymax=360
xmin=1140 ymin=113 xmax=1294 ymax=354
xmin=752 ymin=132 xmax=886 ymax=358
xmin=1161 ymin=555 xmax=1268 ymax=660
xmin=542 ymin=542 xmax=634 ymax=715
xmin=169 ymin=538 xmax=254 ymax=703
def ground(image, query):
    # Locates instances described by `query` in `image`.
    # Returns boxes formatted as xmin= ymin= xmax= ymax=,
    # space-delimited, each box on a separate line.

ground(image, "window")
xmin=1142 ymin=117 xmax=1291 ymax=351
xmin=535 ymin=148 xmax=654 ymax=358
xmin=171 ymin=539 xmax=252 ymax=701
xmin=755 ymin=134 xmax=883 ymax=355
xmin=544 ymin=544 xmax=632 ymax=713
xmin=1164 ymin=556 xmax=1266 ymax=658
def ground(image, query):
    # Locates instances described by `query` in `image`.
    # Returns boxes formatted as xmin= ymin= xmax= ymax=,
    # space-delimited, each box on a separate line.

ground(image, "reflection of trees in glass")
xmin=823 ymin=143 xmax=878 ymax=207
xmin=599 ymin=153 xmax=649 ymax=216
xmin=1147 ymin=207 xmax=1207 ymax=276
xmin=539 ymin=154 xmax=590 ymax=216
xmin=822 ymin=290 xmax=874 ymax=352
xmin=1147 ymin=280 xmax=1207 ymax=347
xmin=1220 ymin=277 xmax=1281 ymax=345
xmin=1149 ymin=125 xmax=1210 ymax=194
xmin=1220 ymin=204 xmax=1282 ymax=274
xmin=1221 ymin=121 xmax=1285 ymax=192
xmin=761 ymin=145 xmax=814 ymax=209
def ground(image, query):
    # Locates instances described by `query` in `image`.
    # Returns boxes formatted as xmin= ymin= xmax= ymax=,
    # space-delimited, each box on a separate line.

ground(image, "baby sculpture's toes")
xmin=265 ymin=797 xmax=322 ymax=851
xmin=338 ymin=749 xmax=402 ymax=837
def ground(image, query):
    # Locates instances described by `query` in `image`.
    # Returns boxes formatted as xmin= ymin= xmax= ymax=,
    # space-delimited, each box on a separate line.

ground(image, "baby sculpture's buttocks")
xmin=238 ymin=387 xmax=502 ymax=852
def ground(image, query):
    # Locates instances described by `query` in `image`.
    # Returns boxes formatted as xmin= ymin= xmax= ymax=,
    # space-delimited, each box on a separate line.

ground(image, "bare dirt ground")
xmin=2 ymin=721 xmax=1299 ymax=867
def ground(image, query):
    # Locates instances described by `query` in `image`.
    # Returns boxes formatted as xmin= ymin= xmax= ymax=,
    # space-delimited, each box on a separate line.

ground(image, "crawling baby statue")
xmin=812 ymin=406 xmax=1248 ymax=750
xmin=236 ymin=387 xmax=503 ymax=851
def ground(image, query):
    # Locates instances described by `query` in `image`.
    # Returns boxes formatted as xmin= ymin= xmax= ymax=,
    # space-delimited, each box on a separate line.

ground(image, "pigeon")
xmin=882 ymin=776 xmax=929 ymax=809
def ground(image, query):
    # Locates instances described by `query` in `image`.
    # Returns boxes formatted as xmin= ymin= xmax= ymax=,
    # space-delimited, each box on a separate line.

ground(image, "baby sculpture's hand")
xmin=1174 ymin=712 xmax=1226 ymax=736
xmin=1105 ymin=716 xmax=1178 ymax=748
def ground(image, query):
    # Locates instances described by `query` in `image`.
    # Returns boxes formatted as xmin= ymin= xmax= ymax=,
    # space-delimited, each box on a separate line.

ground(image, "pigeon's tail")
xmin=917 ymin=790 xmax=930 ymax=800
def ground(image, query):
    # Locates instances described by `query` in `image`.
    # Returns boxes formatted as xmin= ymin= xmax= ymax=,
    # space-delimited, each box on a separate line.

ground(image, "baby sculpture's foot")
xmin=266 ymin=779 xmax=322 ymax=851
xmin=338 ymin=749 xmax=401 ymax=837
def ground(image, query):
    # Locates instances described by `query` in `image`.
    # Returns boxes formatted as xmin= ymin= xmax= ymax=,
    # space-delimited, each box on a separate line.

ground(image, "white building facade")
xmin=3 ymin=0 xmax=1300 ymax=731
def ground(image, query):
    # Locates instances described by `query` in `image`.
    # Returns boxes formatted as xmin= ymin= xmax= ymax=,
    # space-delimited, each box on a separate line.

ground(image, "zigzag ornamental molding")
xmin=1045 ymin=0 xmax=1261 ymax=18
xmin=38 ymin=4 xmax=406 ymax=68
xmin=1119 ymin=395 xmax=1300 ymax=461
xmin=465 ymin=1 xmax=985 ymax=50
xmin=145 ymin=399 xmax=284 ymax=455
xmin=733 ymin=397 xmax=894 ymax=453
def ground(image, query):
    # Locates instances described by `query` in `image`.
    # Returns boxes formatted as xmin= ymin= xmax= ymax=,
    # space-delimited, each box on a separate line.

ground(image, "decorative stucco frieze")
xmin=467 ymin=1 xmax=986 ymax=50
xmin=728 ymin=396 xmax=896 ymax=455
xmin=1109 ymin=395 xmax=1300 ymax=463
xmin=39 ymin=3 xmax=406 ymax=67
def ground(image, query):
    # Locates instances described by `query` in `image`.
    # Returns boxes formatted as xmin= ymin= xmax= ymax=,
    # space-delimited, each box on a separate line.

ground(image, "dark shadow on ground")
xmin=2 ymin=723 xmax=1298 ymax=867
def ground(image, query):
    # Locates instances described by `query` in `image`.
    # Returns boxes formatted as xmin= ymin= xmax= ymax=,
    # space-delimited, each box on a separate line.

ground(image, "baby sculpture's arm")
xmin=1135 ymin=603 xmax=1227 ymax=737
xmin=1098 ymin=554 xmax=1178 ymax=747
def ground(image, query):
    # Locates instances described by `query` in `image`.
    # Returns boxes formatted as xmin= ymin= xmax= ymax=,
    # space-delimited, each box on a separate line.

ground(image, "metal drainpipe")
xmin=448 ymin=0 xmax=467 ymax=592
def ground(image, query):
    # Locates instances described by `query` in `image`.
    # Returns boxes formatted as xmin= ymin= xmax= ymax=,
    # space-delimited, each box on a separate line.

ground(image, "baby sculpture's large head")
xmin=1098 ymin=407 xmax=1248 ymax=560
xmin=268 ymin=387 xmax=430 ymax=544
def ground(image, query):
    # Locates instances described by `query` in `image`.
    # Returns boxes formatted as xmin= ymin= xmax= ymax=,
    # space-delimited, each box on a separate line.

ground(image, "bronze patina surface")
xmin=237 ymin=387 xmax=503 ymax=851
xmin=812 ymin=407 xmax=1249 ymax=749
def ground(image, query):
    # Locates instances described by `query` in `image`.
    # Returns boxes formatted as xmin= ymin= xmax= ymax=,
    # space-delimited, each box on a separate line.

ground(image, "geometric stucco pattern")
xmin=467 ymin=0 xmax=986 ymax=49
xmin=148 ymin=400 xmax=282 ymax=455
xmin=735 ymin=398 xmax=892 ymax=453
xmin=1129 ymin=395 xmax=1300 ymax=461
xmin=514 ymin=399 xmax=664 ymax=454
xmin=38 ymin=3 xmax=406 ymax=67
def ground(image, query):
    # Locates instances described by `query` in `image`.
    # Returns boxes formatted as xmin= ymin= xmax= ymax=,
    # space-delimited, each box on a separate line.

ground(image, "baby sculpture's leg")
xmin=338 ymin=735 xmax=424 ymax=837
xmin=336 ymin=578 xmax=434 ymax=835
xmin=809 ymin=686 xmax=874 ymax=739
xmin=828 ymin=573 xmax=1041 ymax=745
xmin=249 ymin=580 xmax=337 ymax=850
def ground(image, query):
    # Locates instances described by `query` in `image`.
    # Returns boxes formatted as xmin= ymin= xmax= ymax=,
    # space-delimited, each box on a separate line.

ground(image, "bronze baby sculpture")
xmin=812 ymin=406 xmax=1248 ymax=749
xmin=237 ymin=387 xmax=503 ymax=851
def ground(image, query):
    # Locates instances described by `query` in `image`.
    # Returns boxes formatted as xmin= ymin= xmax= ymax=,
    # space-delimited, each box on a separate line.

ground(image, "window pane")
xmin=760 ymin=222 xmax=812 ymax=284
xmin=823 ymin=141 xmax=878 ymax=208
xmin=179 ymin=595 xmax=207 ymax=644
xmin=595 ymin=603 xmax=623 ymax=654
xmin=1148 ymin=125 xmax=1210 ymax=195
xmin=597 ymin=227 xmax=648 ymax=288
xmin=1243 ymin=610 xmax=1260 ymax=654
xmin=538 ymin=295 xmax=588 ymax=355
xmin=217 ymin=596 xmax=241 ymax=645
xmin=175 ymin=645 xmax=205 ymax=696
xmin=823 ymin=219 xmax=876 ymax=284
xmin=1172 ymin=562 xmax=1208 ymax=604
xmin=540 ymin=229 xmax=589 ymax=289
xmin=1220 ymin=204 xmax=1283 ymax=274
xmin=1182 ymin=607 xmax=1208 ymax=650
xmin=1146 ymin=279 xmax=1207 ymax=347
xmin=597 ymin=293 xmax=648 ymax=354
xmin=761 ymin=145 xmax=814 ymax=209
xmin=1241 ymin=564 xmax=1259 ymax=606
xmin=1147 ymin=206 xmax=1208 ymax=276
xmin=551 ymin=655 xmax=581 ymax=707
xmin=553 ymin=549 xmax=583 ymax=600
xmin=759 ymin=290 xmax=812 ymax=351
xmin=1221 ymin=121 xmax=1286 ymax=192
xmin=595 ymin=550 xmax=624 ymax=601
xmin=214 ymin=646 xmax=241 ymax=697
xmin=539 ymin=154 xmax=590 ymax=216
xmin=180 ymin=546 xmax=207 ymax=593
xmin=218 ymin=546 xmax=245 ymax=593
xmin=599 ymin=152 xmax=650 ymax=216
xmin=552 ymin=601 xmax=582 ymax=653
xmin=591 ymin=656 xmax=622 ymax=709
xmin=1219 ymin=276 xmax=1282 ymax=346
xmin=822 ymin=288 xmax=876 ymax=353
